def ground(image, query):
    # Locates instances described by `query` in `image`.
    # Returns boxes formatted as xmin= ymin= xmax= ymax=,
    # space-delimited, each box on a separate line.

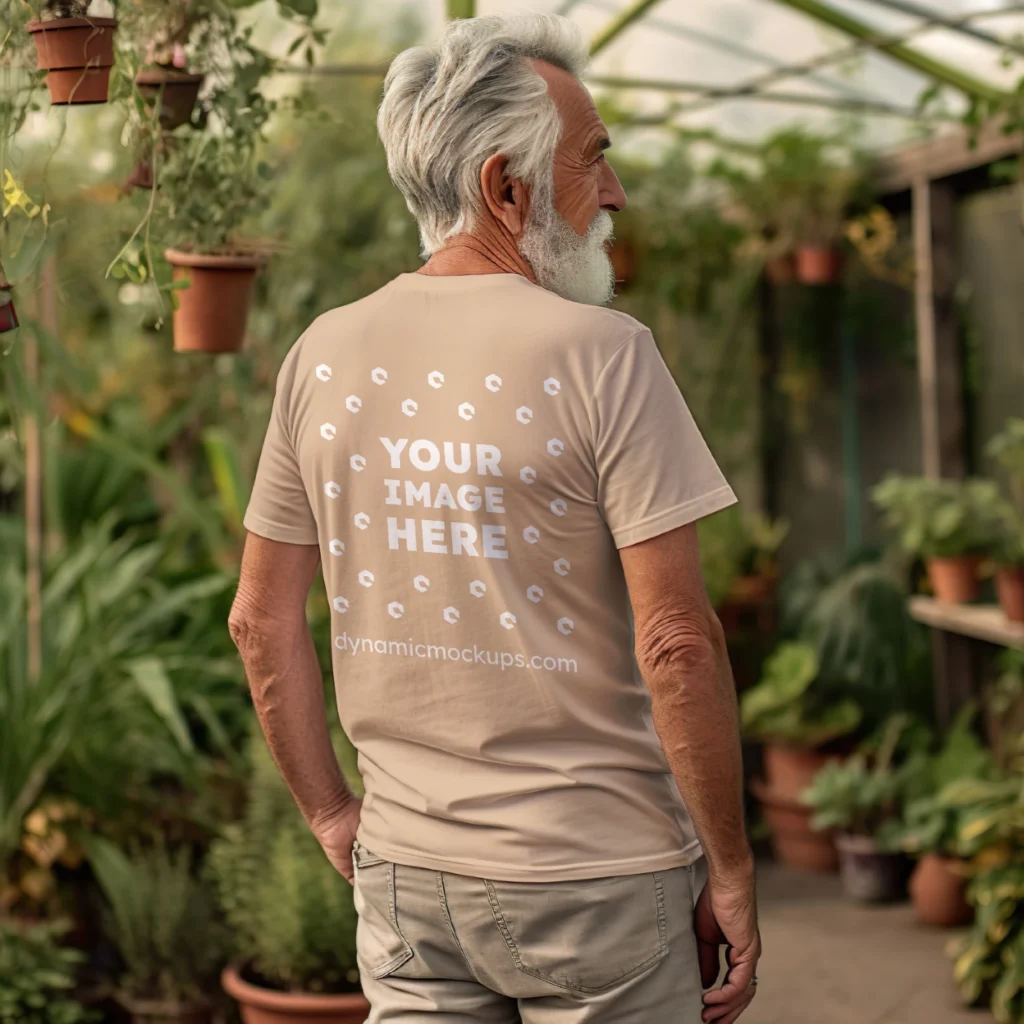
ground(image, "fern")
xmin=208 ymin=733 xmax=358 ymax=994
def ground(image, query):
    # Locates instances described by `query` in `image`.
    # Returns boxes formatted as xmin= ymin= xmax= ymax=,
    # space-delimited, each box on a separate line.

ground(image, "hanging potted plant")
xmin=210 ymin=733 xmax=367 ymax=1024
xmin=741 ymin=642 xmax=862 ymax=872
xmin=986 ymin=418 xmax=1024 ymax=622
xmin=872 ymin=475 xmax=1007 ymax=604
xmin=86 ymin=839 xmax=226 ymax=1024
xmin=110 ymin=33 xmax=277 ymax=353
xmin=802 ymin=715 xmax=920 ymax=903
xmin=26 ymin=0 xmax=118 ymax=106
xmin=889 ymin=707 xmax=991 ymax=927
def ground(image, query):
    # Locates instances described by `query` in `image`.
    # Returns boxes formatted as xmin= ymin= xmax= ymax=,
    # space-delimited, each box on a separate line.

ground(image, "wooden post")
xmin=912 ymin=176 xmax=966 ymax=480
xmin=912 ymin=175 xmax=974 ymax=728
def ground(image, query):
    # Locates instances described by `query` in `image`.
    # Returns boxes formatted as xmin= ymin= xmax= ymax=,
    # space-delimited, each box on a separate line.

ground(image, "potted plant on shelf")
xmin=741 ymin=642 xmax=861 ymax=871
xmin=86 ymin=838 xmax=225 ymax=1024
xmin=26 ymin=0 xmax=118 ymax=105
xmin=987 ymin=418 xmax=1024 ymax=622
xmin=872 ymin=475 xmax=1007 ymax=604
xmin=802 ymin=715 xmax=922 ymax=903
xmin=890 ymin=706 xmax=992 ymax=928
xmin=209 ymin=733 xmax=366 ymax=1024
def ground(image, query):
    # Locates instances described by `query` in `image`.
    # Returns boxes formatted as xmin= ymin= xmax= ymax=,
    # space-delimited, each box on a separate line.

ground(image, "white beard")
xmin=519 ymin=189 xmax=615 ymax=307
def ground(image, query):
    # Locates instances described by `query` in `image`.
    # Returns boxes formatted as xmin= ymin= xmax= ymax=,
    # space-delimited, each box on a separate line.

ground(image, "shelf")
xmin=909 ymin=597 xmax=1024 ymax=650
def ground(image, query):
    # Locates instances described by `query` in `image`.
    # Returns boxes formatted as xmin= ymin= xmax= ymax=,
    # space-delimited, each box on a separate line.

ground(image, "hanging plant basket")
xmin=164 ymin=249 xmax=266 ymax=354
xmin=794 ymin=244 xmax=844 ymax=286
xmin=0 ymin=280 xmax=17 ymax=334
xmin=27 ymin=17 xmax=117 ymax=105
xmin=136 ymin=68 xmax=204 ymax=130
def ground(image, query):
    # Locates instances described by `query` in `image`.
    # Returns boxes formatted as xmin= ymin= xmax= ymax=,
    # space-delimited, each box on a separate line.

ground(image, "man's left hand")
xmin=312 ymin=797 xmax=363 ymax=884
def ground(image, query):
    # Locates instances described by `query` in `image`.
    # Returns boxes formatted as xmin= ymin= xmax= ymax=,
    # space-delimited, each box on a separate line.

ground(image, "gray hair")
xmin=377 ymin=15 xmax=590 ymax=256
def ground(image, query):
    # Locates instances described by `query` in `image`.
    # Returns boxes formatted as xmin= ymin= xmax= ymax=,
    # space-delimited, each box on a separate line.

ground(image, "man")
xmin=231 ymin=13 xmax=760 ymax=1024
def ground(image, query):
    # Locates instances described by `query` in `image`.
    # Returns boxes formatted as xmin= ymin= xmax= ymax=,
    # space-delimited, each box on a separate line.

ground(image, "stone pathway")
xmin=748 ymin=864 xmax=983 ymax=1024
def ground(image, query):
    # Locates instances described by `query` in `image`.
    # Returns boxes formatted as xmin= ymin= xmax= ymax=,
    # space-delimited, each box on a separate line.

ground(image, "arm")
xmin=620 ymin=522 xmax=759 ymax=1024
xmin=228 ymin=532 xmax=361 ymax=882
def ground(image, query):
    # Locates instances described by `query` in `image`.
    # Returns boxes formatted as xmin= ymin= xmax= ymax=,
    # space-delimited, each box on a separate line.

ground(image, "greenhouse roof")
xmin=369 ymin=0 xmax=1024 ymax=151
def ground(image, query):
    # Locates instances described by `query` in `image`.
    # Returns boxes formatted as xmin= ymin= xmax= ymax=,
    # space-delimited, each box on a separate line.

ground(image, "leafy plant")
xmin=887 ymin=705 xmax=994 ymax=857
xmin=0 ymin=919 xmax=96 ymax=1024
xmin=698 ymin=506 xmax=788 ymax=608
xmin=0 ymin=518 xmax=242 ymax=909
xmin=86 ymin=838 xmax=225 ymax=1006
xmin=208 ymin=730 xmax=359 ymax=994
xmin=987 ymin=417 xmax=1024 ymax=509
xmin=802 ymin=715 xmax=924 ymax=840
xmin=947 ymin=767 xmax=1024 ymax=1023
xmin=872 ymin=475 xmax=1008 ymax=559
xmin=740 ymin=642 xmax=861 ymax=748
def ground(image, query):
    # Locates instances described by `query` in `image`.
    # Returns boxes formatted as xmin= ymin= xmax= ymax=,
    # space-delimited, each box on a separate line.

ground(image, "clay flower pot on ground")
xmin=222 ymin=964 xmax=369 ymax=1024
xmin=751 ymin=780 xmax=838 ymax=872
xmin=28 ymin=16 xmax=117 ymax=105
xmin=164 ymin=249 xmax=266 ymax=353
xmin=927 ymin=555 xmax=982 ymax=605
xmin=995 ymin=564 xmax=1024 ymax=623
xmin=136 ymin=68 xmax=204 ymax=130
xmin=762 ymin=744 xmax=836 ymax=802
xmin=908 ymin=854 xmax=973 ymax=928
xmin=794 ymin=244 xmax=844 ymax=285
xmin=835 ymin=834 xmax=910 ymax=903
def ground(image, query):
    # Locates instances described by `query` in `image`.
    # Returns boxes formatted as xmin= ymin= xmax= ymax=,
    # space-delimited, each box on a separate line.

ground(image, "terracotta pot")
xmin=164 ymin=249 xmax=266 ymax=353
xmin=794 ymin=245 xmax=844 ymax=286
xmin=118 ymin=994 xmax=211 ymax=1024
xmin=835 ymin=834 xmax=910 ymax=903
xmin=909 ymin=854 xmax=973 ymax=928
xmin=751 ymin=781 xmax=838 ymax=873
xmin=222 ymin=965 xmax=369 ymax=1024
xmin=764 ymin=253 xmax=795 ymax=286
xmin=995 ymin=565 xmax=1024 ymax=624
xmin=762 ymin=745 xmax=837 ymax=802
xmin=927 ymin=556 xmax=981 ymax=604
xmin=136 ymin=69 xmax=204 ymax=130
xmin=28 ymin=17 xmax=116 ymax=105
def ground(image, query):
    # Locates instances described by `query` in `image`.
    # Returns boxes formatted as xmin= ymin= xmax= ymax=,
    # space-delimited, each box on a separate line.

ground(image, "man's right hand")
xmin=695 ymin=875 xmax=761 ymax=1024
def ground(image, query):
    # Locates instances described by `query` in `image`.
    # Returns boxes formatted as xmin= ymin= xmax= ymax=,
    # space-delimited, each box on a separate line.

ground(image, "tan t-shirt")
xmin=244 ymin=272 xmax=736 ymax=882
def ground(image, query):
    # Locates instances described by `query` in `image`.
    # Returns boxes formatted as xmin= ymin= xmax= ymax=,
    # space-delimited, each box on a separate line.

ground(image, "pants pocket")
xmin=484 ymin=872 xmax=669 ymax=994
xmin=353 ymin=844 xmax=414 ymax=980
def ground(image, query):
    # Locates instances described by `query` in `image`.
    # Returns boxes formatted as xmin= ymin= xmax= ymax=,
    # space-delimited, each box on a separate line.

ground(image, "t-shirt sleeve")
xmin=243 ymin=344 xmax=319 ymax=545
xmin=593 ymin=330 xmax=737 ymax=549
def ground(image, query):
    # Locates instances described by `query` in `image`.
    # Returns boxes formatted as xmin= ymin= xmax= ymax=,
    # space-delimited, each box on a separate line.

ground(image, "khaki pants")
xmin=353 ymin=842 xmax=705 ymax=1023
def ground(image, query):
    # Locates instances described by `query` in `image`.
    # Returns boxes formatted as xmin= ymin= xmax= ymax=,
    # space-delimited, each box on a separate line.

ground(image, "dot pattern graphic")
xmin=318 ymin=364 xmax=577 ymax=640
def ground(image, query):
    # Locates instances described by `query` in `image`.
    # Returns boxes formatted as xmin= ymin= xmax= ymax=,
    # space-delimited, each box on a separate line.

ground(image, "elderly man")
xmin=231 ymin=13 xmax=759 ymax=1024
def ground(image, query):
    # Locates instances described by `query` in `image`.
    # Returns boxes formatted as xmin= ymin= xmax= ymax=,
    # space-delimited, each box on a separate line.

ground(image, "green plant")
xmin=802 ymin=715 xmax=924 ymax=840
xmin=888 ymin=705 xmax=994 ymax=857
xmin=0 ymin=919 xmax=96 ymax=1024
xmin=0 ymin=518 xmax=242 ymax=908
xmin=86 ymin=838 xmax=225 ymax=1006
xmin=872 ymin=475 xmax=1007 ymax=559
xmin=801 ymin=560 xmax=932 ymax=730
xmin=740 ymin=642 xmax=861 ymax=747
xmin=698 ymin=506 xmax=788 ymax=608
xmin=987 ymin=417 xmax=1024 ymax=510
xmin=946 ymin=766 xmax=1024 ymax=1023
xmin=208 ymin=730 xmax=359 ymax=995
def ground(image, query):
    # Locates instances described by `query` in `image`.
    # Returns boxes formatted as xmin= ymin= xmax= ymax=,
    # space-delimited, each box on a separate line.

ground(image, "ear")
xmin=479 ymin=153 xmax=530 ymax=239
